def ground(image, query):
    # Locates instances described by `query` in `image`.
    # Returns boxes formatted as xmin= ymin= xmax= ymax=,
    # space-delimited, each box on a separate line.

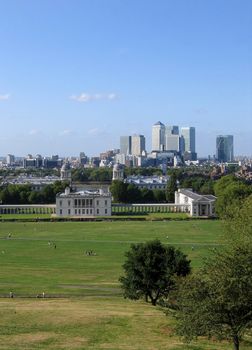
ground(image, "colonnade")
xmin=112 ymin=204 xmax=190 ymax=214
xmin=0 ymin=205 xmax=56 ymax=215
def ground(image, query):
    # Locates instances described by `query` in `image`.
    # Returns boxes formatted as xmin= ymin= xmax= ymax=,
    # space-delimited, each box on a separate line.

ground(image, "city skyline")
xmin=0 ymin=0 xmax=251 ymax=157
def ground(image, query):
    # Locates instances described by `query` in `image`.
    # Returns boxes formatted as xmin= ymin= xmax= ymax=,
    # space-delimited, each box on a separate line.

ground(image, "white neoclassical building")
xmin=175 ymin=188 xmax=216 ymax=217
xmin=56 ymin=187 xmax=111 ymax=217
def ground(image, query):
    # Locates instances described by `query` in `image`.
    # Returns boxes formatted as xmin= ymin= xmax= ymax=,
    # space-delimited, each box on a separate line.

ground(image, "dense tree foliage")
xmin=119 ymin=240 xmax=191 ymax=306
xmin=110 ymin=181 xmax=166 ymax=203
xmin=214 ymin=175 xmax=252 ymax=218
xmin=165 ymin=174 xmax=178 ymax=202
xmin=0 ymin=181 xmax=68 ymax=204
xmin=175 ymin=243 xmax=252 ymax=350
xmin=71 ymin=168 xmax=112 ymax=182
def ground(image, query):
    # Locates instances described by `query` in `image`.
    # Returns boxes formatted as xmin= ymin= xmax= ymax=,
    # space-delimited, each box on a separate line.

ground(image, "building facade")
xmin=175 ymin=188 xmax=216 ymax=217
xmin=56 ymin=187 xmax=112 ymax=217
xmin=216 ymin=135 xmax=234 ymax=162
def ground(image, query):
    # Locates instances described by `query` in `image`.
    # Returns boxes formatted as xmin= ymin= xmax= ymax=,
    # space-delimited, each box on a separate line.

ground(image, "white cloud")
xmin=0 ymin=94 xmax=10 ymax=101
xmin=70 ymin=92 xmax=118 ymax=102
xmin=59 ymin=129 xmax=73 ymax=136
xmin=29 ymin=129 xmax=40 ymax=135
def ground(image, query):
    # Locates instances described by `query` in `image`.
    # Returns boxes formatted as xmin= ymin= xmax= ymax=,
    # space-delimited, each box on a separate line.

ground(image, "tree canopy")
xmin=175 ymin=241 xmax=252 ymax=350
xmin=119 ymin=240 xmax=190 ymax=306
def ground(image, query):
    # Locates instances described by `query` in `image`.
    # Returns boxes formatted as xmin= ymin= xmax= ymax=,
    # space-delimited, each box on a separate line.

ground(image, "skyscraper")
xmin=131 ymin=135 xmax=146 ymax=156
xmin=120 ymin=136 xmax=132 ymax=155
xmin=152 ymin=121 xmax=165 ymax=151
xmin=165 ymin=125 xmax=180 ymax=152
xmin=180 ymin=127 xmax=196 ymax=153
xmin=216 ymin=135 xmax=234 ymax=162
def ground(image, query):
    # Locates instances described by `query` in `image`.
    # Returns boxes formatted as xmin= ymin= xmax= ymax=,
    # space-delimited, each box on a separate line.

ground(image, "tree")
xmin=119 ymin=240 xmax=190 ymax=306
xmin=110 ymin=180 xmax=128 ymax=202
xmin=166 ymin=174 xmax=178 ymax=202
xmin=175 ymin=243 xmax=252 ymax=350
xmin=214 ymin=175 xmax=252 ymax=219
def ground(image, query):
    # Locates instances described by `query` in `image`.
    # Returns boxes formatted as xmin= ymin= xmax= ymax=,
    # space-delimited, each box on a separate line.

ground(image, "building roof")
xmin=57 ymin=189 xmax=111 ymax=198
xmin=178 ymin=189 xmax=216 ymax=202
xmin=153 ymin=121 xmax=165 ymax=126
xmin=125 ymin=175 xmax=169 ymax=185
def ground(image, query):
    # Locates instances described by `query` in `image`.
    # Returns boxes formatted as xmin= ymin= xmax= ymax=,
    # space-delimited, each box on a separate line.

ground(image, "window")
xmin=82 ymin=199 xmax=85 ymax=207
xmin=60 ymin=209 xmax=62 ymax=215
xmin=86 ymin=199 xmax=89 ymax=206
xmin=96 ymin=200 xmax=99 ymax=205
xmin=82 ymin=209 xmax=85 ymax=214
xmin=78 ymin=199 xmax=81 ymax=207
xmin=97 ymin=209 xmax=99 ymax=214
xmin=105 ymin=200 xmax=107 ymax=206
xmin=75 ymin=209 xmax=77 ymax=214
xmin=68 ymin=200 xmax=71 ymax=206
xmin=78 ymin=209 xmax=81 ymax=215
xmin=90 ymin=209 xmax=92 ymax=214
xmin=68 ymin=209 xmax=71 ymax=215
xmin=105 ymin=209 xmax=107 ymax=214
xmin=75 ymin=199 xmax=77 ymax=207
xmin=59 ymin=200 xmax=62 ymax=207
xmin=86 ymin=209 xmax=89 ymax=215
xmin=90 ymin=199 xmax=93 ymax=206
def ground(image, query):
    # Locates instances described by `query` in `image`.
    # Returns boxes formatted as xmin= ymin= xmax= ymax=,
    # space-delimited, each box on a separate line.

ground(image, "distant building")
xmin=120 ymin=136 xmax=132 ymax=155
xmin=152 ymin=121 xmax=165 ymax=152
xmin=180 ymin=127 xmax=197 ymax=160
xmin=175 ymin=188 xmax=216 ymax=217
xmin=131 ymin=135 xmax=146 ymax=156
xmin=112 ymin=163 xmax=124 ymax=181
xmin=216 ymin=135 xmax=234 ymax=162
xmin=125 ymin=175 xmax=169 ymax=190
xmin=6 ymin=154 xmax=15 ymax=166
xmin=60 ymin=162 xmax=72 ymax=182
xmin=56 ymin=187 xmax=111 ymax=217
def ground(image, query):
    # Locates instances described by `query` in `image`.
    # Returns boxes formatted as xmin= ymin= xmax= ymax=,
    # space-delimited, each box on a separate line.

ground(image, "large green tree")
xmin=119 ymin=240 xmax=190 ymax=306
xmin=214 ymin=175 xmax=252 ymax=218
xmin=175 ymin=242 xmax=252 ymax=350
xmin=166 ymin=174 xmax=178 ymax=202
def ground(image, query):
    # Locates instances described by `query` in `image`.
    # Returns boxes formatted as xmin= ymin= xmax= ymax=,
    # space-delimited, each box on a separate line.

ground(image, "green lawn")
xmin=0 ymin=220 xmax=223 ymax=296
xmin=0 ymin=220 xmax=250 ymax=350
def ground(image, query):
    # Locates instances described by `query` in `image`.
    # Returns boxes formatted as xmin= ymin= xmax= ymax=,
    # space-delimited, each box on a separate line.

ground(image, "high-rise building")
xmin=120 ymin=136 xmax=132 ymax=155
xmin=165 ymin=134 xmax=181 ymax=152
xmin=131 ymin=135 xmax=146 ymax=156
xmin=165 ymin=125 xmax=179 ymax=136
xmin=152 ymin=121 xmax=165 ymax=151
xmin=180 ymin=127 xmax=196 ymax=153
xmin=6 ymin=154 xmax=15 ymax=166
xmin=165 ymin=125 xmax=180 ymax=152
xmin=216 ymin=135 xmax=234 ymax=162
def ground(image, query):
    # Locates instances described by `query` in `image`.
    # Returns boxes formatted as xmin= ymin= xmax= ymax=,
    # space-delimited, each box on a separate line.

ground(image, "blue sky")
xmin=0 ymin=0 xmax=251 ymax=157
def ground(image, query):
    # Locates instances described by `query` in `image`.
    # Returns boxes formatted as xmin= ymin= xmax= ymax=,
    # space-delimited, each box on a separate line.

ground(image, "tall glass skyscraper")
xmin=120 ymin=136 xmax=132 ymax=155
xmin=152 ymin=121 xmax=165 ymax=151
xmin=180 ymin=127 xmax=196 ymax=153
xmin=216 ymin=135 xmax=234 ymax=162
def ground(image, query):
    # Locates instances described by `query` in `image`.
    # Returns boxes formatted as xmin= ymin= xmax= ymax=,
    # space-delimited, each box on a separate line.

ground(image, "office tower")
xmin=166 ymin=125 xmax=179 ymax=135
xmin=165 ymin=134 xmax=181 ymax=152
xmin=165 ymin=125 xmax=180 ymax=151
xmin=120 ymin=136 xmax=132 ymax=155
xmin=216 ymin=135 xmax=234 ymax=162
xmin=152 ymin=121 xmax=165 ymax=151
xmin=180 ymin=127 xmax=196 ymax=153
xmin=6 ymin=154 xmax=15 ymax=166
xmin=131 ymin=135 xmax=146 ymax=156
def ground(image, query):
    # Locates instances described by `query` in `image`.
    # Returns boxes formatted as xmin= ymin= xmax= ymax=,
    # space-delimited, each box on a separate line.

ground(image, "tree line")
xmin=0 ymin=181 xmax=68 ymax=204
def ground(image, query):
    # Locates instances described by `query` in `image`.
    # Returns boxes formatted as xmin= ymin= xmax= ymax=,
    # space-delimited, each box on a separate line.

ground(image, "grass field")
xmin=0 ymin=220 xmax=251 ymax=349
